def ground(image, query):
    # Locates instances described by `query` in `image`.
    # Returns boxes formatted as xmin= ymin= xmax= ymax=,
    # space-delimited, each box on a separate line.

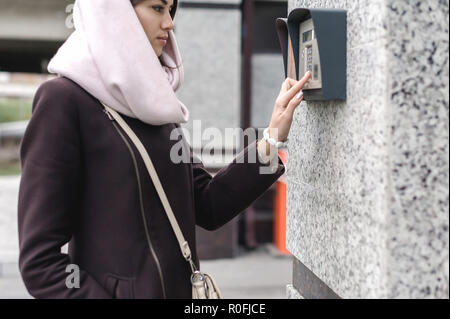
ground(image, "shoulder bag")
xmin=100 ymin=102 xmax=223 ymax=299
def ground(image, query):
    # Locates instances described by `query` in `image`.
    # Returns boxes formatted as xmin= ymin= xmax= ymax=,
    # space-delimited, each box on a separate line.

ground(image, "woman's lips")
xmin=158 ymin=38 xmax=167 ymax=45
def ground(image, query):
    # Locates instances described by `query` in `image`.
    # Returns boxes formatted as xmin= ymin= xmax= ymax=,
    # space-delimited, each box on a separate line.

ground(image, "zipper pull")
xmin=103 ymin=108 xmax=115 ymax=121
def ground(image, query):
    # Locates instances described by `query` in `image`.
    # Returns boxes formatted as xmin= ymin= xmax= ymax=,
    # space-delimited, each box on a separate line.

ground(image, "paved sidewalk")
xmin=200 ymin=244 xmax=293 ymax=299
xmin=0 ymin=176 xmax=20 ymax=266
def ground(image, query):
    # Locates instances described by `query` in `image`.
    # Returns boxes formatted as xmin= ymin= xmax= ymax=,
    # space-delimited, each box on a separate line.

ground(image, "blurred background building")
xmin=0 ymin=0 xmax=290 ymax=266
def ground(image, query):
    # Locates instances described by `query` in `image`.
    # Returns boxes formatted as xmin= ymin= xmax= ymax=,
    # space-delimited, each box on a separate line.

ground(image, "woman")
xmin=17 ymin=0 xmax=311 ymax=298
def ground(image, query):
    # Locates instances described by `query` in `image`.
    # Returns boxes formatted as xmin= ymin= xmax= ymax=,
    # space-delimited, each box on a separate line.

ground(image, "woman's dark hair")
xmin=131 ymin=0 xmax=178 ymax=20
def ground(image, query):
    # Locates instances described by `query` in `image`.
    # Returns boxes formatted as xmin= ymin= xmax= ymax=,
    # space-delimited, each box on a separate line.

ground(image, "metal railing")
xmin=0 ymin=121 xmax=28 ymax=140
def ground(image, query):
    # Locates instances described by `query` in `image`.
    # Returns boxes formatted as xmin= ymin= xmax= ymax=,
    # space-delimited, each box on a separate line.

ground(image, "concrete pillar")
xmin=286 ymin=0 xmax=449 ymax=298
xmin=174 ymin=0 xmax=243 ymax=259
xmin=175 ymin=0 xmax=242 ymax=152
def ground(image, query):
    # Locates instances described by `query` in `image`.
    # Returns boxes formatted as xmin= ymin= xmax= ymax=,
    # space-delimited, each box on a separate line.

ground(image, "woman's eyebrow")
xmin=157 ymin=0 xmax=174 ymax=7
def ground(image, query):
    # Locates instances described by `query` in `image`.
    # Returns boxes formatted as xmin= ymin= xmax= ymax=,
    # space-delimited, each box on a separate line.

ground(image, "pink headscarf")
xmin=47 ymin=0 xmax=189 ymax=125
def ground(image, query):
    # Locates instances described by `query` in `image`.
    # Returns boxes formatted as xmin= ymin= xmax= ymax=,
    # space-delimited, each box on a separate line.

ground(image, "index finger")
xmin=282 ymin=77 xmax=298 ymax=92
xmin=281 ymin=71 xmax=311 ymax=104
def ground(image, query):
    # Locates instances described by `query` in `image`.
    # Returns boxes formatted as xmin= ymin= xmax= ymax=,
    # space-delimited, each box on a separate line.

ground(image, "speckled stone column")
xmin=286 ymin=0 xmax=449 ymax=298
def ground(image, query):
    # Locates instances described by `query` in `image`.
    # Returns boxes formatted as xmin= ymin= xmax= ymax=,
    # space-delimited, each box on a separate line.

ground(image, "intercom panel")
xmin=299 ymin=19 xmax=322 ymax=90
xmin=275 ymin=8 xmax=347 ymax=101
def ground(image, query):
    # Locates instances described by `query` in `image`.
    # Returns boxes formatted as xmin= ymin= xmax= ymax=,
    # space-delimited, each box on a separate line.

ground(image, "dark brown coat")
xmin=17 ymin=77 xmax=285 ymax=298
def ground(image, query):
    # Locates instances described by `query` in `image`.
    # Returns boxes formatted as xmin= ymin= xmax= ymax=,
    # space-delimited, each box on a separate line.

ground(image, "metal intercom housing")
xmin=276 ymin=8 xmax=347 ymax=101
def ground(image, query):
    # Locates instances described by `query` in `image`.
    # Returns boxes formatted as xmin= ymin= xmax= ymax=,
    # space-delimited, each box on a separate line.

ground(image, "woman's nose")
xmin=162 ymin=12 xmax=174 ymax=30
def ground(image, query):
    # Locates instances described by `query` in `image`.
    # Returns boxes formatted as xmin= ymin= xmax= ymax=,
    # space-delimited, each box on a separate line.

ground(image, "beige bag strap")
xmin=100 ymin=102 xmax=194 ymax=265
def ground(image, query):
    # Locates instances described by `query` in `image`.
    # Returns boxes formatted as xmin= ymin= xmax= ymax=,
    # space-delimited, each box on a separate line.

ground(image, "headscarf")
xmin=47 ymin=0 xmax=189 ymax=125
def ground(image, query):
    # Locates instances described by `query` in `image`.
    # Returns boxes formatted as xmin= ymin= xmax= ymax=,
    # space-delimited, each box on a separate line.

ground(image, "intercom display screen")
xmin=302 ymin=30 xmax=312 ymax=42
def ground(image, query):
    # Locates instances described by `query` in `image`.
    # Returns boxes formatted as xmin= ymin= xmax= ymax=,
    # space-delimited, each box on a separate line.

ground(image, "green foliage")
xmin=0 ymin=98 xmax=32 ymax=123
xmin=0 ymin=161 xmax=21 ymax=176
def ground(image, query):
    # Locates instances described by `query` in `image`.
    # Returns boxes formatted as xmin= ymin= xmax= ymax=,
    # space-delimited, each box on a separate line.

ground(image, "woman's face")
xmin=133 ymin=0 xmax=175 ymax=58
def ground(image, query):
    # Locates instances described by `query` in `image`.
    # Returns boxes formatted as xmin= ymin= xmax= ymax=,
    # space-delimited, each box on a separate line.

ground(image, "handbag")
xmin=100 ymin=102 xmax=223 ymax=299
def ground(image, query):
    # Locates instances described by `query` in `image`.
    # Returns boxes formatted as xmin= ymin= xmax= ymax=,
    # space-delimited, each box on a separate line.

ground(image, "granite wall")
xmin=285 ymin=0 xmax=449 ymax=298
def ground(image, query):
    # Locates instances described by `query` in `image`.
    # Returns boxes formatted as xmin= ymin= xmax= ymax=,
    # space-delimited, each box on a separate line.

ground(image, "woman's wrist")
xmin=257 ymin=138 xmax=278 ymax=164
xmin=263 ymin=127 xmax=288 ymax=148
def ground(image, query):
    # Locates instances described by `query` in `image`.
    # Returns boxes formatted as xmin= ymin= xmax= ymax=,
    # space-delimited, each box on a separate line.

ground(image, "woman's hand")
xmin=267 ymin=71 xmax=311 ymax=143
xmin=257 ymin=71 xmax=311 ymax=159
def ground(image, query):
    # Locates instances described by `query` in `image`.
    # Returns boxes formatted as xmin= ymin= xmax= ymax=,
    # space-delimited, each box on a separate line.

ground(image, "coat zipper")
xmin=104 ymin=109 xmax=167 ymax=299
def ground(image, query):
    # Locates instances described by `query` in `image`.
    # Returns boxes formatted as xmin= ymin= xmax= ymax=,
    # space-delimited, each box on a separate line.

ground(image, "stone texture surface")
xmin=286 ymin=0 xmax=449 ymax=298
xmin=286 ymin=284 xmax=304 ymax=299
xmin=384 ymin=0 xmax=449 ymax=299
xmin=292 ymin=256 xmax=341 ymax=298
